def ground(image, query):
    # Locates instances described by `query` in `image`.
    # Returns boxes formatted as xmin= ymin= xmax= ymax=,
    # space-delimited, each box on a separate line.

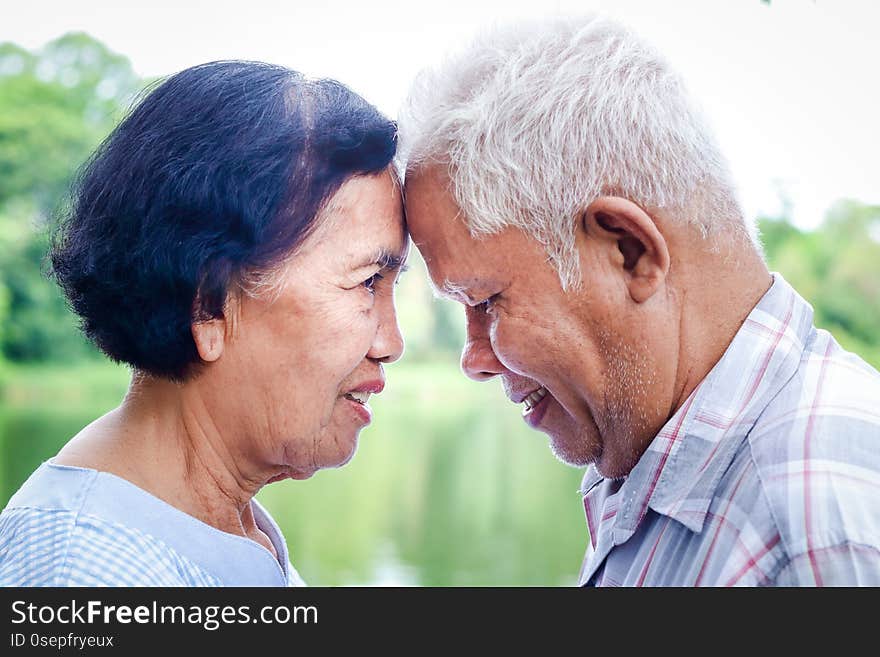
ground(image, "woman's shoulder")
xmin=0 ymin=463 xmax=221 ymax=586
xmin=0 ymin=505 xmax=218 ymax=586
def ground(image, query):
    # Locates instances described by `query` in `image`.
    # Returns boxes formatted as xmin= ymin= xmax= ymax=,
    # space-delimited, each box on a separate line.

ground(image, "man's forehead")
xmin=404 ymin=167 xmax=515 ymax=297
xmin=406 ymin=175 xmax=470 ymax=231
xmin=404 ymin=163 xmax=451 ymax=193
xmin=405 ymin=167 xmax=461 ymax=219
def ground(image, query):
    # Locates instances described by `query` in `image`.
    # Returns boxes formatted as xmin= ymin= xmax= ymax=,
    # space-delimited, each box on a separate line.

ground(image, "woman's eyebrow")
xmin=353 ymin=248 xmax=409 ymax=272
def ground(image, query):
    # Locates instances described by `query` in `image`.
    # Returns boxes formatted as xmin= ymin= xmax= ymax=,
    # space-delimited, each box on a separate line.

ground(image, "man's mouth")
xmin=520 ymin=386 xmax=551 ymax=429
xmin=521 ymin=387 xmax=547 ymax=415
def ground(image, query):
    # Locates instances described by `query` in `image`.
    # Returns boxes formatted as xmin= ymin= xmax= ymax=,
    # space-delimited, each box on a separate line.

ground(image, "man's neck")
xmin=669 ymin=233 xmax=773 ymax=418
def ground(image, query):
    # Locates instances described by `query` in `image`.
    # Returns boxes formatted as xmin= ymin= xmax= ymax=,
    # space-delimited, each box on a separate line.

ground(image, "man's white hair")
xmin=399 ymin=15 xmax=755 ymax=289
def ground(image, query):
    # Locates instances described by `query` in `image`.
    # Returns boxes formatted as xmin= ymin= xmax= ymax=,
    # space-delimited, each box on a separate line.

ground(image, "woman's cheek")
xmin=313 ymin=293 xmax=369 ymax=339
xmin=329 ymin=296 xmax=380 ymax=364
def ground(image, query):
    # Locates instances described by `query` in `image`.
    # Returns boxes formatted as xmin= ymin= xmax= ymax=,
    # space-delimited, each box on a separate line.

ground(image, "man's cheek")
xmin=494 ymin=331 xmax=548 ymax=375
xmin=497 ymin=350 xmax=540 ymax=379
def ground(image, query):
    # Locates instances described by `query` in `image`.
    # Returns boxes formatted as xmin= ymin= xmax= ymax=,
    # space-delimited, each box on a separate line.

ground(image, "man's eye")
xmin=362 ymin=273 xmax=384 ymax=294
xmin=478 ymin=294 xmax=500 ymax=313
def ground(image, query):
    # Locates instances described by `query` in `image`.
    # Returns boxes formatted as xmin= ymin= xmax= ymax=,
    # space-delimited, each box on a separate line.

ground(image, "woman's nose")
xmin=460 ymin=307 xmax=504 ymax=381
xmin=368 ymin=297 xmax=405 ymax=364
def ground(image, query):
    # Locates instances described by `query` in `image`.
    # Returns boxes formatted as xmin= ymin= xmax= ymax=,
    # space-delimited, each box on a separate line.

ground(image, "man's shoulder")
xmin=750 ymin=327 xmax=880 ymax=454
xmin=744 ymin=328 xmax=880 ymax=556
xmin=802 ymin=328 xmax=880 ymax=407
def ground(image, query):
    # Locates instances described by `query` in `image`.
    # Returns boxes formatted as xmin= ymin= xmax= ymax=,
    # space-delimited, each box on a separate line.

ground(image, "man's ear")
xmin=579 ymin=196 xmax=670 ymax=303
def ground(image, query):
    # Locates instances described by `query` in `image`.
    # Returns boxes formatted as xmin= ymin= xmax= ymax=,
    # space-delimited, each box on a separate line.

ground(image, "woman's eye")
xmin=362 ymin=273 xmax=384 ymax=294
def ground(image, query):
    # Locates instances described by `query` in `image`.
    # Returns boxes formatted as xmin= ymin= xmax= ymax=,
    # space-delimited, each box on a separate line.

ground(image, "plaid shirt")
xmin=578 ymin=273 xmax=880 ymax=586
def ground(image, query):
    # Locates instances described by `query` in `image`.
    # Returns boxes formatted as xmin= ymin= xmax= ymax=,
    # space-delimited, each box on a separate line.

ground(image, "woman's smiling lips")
xmin=342 ymin=379 xmax=385 ymax=424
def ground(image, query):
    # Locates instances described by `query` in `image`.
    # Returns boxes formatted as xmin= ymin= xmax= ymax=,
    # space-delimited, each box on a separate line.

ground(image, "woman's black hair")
xmin=50 ymin=61 xmax=397 ymax=381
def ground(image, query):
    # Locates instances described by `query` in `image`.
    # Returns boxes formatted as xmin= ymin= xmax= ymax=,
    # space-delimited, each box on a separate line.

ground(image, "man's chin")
xmin=547 ymin=430 xmax=599 ymax=469
xmin=533 ymin=402 xmax=603 ymax=468
xmin=592 ymin=448 xmax=643 ymax=480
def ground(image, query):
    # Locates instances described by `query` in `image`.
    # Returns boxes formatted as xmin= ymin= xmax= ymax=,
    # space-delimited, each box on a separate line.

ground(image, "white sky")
xmin=1 ymin=0 xmax=877 ymax=230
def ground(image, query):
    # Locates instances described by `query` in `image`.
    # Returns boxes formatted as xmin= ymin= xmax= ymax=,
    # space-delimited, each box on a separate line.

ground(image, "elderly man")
xmin=400 ymin=16 xmax=880 ymax=586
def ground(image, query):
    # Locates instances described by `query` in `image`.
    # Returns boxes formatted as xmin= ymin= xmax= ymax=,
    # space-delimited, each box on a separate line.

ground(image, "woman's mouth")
xmin=344 ymin=391 xmax=371 ymax=405
xmin=521 ymin=386 xmax=550 ymax=428
xmin=343 ymin=391 xmax=373 ymax=423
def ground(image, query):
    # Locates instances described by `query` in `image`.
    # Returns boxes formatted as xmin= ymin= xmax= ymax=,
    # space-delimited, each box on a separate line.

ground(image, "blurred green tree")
xmin=0 ymin=33 xmax=142 ymax=362
xmin=0 ymin=33 xmax=140 ymax=212
xmin=758 ymin=199 xmax=880 ymax=367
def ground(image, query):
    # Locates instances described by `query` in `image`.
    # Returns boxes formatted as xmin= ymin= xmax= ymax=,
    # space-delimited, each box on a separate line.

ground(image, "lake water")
xmin=0 ymin=360 xmax=588 ymax=586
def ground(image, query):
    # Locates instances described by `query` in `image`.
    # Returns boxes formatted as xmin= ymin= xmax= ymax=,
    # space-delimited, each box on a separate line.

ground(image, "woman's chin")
xmin=286 ymin=470 xmax=315 ymax=481
xmin=329 ymin=442 xmax=359 ymax=470
xmin=321 ymin=428 xmax=362 ymax=468
xmin=267 ymin=467 xmax=315 ymax=483
xmin=276 ymin=444 xmax=359 ymax=482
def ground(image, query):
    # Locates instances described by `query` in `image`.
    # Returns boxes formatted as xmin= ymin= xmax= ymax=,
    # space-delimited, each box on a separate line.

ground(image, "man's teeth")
xmin=522 ymin=387 xmax=547 ymax=412
xmin=345 ymin=391 xmax=371 ymax=405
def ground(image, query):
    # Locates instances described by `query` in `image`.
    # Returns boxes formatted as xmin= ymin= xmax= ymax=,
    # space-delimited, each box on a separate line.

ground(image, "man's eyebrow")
xmin=441 ymin=279 xmax=469 ymax=296
xmin=434 ymin=277 xmax=503 ymax=302
xmin=429 ymin=278 xmax=470 ymax=302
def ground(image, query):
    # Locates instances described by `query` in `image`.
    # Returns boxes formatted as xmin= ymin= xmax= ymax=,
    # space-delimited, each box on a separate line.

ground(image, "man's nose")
xmin=460 ymin=307 xmax=504 ymax=381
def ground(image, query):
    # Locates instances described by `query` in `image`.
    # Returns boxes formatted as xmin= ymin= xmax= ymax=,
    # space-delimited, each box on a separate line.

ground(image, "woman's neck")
xmin=53 ymin=372 xmax=279 ymax=559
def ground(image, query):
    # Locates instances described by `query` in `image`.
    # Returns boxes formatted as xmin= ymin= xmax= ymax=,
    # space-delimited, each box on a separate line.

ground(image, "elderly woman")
xmin=0 ymin=61 xmax=406 ymax=586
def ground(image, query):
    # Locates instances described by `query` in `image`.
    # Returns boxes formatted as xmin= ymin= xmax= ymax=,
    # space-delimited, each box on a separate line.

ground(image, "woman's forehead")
xmin=293 ymin=176 xmax=407 ymax=267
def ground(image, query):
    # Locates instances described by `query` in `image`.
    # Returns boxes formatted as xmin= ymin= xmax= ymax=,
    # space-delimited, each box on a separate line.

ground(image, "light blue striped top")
xmin=0 ymin=462 xmax=305 ymax=586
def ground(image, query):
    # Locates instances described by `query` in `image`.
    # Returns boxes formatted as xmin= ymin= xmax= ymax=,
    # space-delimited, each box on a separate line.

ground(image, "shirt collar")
xmin=580 ymin=272 xmax=815 ymax=537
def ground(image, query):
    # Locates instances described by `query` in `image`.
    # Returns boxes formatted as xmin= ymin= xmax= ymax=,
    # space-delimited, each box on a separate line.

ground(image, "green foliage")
xmin=758 ymin=200 xmax=880 ymax=368
xmin=0 ymin=32 xmax=140 ymax=212
xmin=0 ymin=33 xmax=142 ymax=363
xmin=0 ymin=202 xmax=96 ymax=361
